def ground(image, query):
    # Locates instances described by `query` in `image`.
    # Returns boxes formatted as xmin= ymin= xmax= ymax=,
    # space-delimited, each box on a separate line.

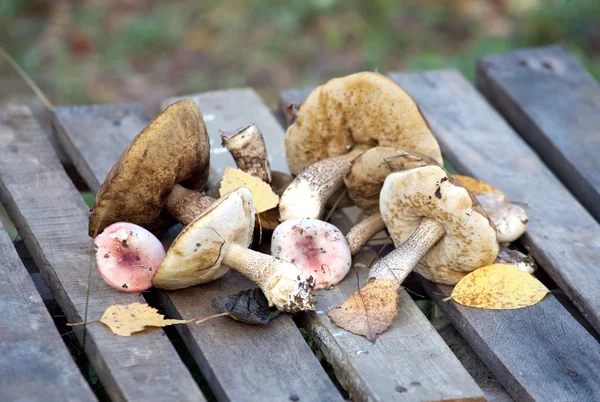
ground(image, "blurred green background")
xmin=1 ymin=0 xmax=599 ymax=114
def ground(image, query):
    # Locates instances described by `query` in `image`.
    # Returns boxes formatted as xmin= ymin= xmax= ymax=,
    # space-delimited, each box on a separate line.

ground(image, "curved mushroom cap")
xmin=344 ymin=147 xmax=438 ymax=215
xmin=88 ymin=100 xmax=210 ymax=237
xmin=152 ymin=188 xmax=254 ymax=290
xmin=477 ymin=193 xmax=528 ymax=243
xmin=284 ymin=72 xmax=443 ymax=176
xmin=380 ymin=165 xmax=499 ymax=284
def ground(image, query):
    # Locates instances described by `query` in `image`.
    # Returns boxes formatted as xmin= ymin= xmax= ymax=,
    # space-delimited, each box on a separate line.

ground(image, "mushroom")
xmin=494 ymin=247 xmax=536 ymax=274
xmin=221 ymin=124 xmax=293 ymax=230
xmin=88 ymin=100 xmax=215 ymax=237
xmin=94 ymin=222 xmax=165 ymax=292
xmin=271 ymin=219 xmax=352 ymax=290
xmin=151 ymin=188 xmax=316 ymax=312
xmin=329 ymin=165 xmax=499 ymax=339
xmin=279 ymin=71 xmax=443 ymax=221
xmin=343 ymin=147 xmax=439 ymax=255
xmin=452 ymin=175 xmax=528 ymax=243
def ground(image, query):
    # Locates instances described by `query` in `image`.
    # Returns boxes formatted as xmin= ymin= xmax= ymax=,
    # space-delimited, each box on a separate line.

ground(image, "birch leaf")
xmin=219 ymin=167 xmax=279 ymax=213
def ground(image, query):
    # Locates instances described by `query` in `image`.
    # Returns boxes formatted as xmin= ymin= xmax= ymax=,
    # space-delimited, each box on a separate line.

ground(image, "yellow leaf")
xmin=450 ymin=264 xmax=549 ymax=309
xmin=452 ymin=175 xmax=503 ymax=195
xmin=99 ymin=303 xmax=190 ymax=336
xmin=219 ymin=167 xmax=279 ymax=213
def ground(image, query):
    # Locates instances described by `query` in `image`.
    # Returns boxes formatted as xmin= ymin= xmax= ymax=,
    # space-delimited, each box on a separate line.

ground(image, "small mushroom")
xmin=329 ymin=165 xmax=499 ymax=339
xmin=271 ymin=219 xmax=352 ymax=290
xmin=89 ymin=100 xmax=215 ymax=237
xmin=476 ymin=193 xmax=528 ymax=243
xmin=94 ymin=222 xmax=165 ymax=292
xmin=152 ymin=188 xmax=315 ymax=312
xmin=343 ymin=147 xmax=438 ymax=255
xmin=221 ymin=124 xmax=272 ymax=184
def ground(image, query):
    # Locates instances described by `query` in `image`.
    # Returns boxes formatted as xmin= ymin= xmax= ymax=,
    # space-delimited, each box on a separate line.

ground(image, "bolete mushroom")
xmin=343 ymin=147 xmax=438 ymax=255
xmin=329 ymin=165 xmax=499 ymax=339
xmin=271 ymin=219 xmax=352 ymax=290
xmin=88 ymin=100 xmax=215 ymax=237
xmin=94 ymin=222 xmax=165 ymax=292
xmin=152 ymin=188 xmax=316 ymax=312
xmin=279 ymin=72 xmax=443 ymax=221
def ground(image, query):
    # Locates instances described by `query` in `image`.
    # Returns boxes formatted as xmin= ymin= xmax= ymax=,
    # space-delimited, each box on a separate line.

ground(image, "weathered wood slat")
xmin=278 ymin=93 xmax=485 ymax=402
xmin=476 ymin=45 xmax=600 ymax=222
xmin=53 ymin=98 xmax=343 ymax=402
xmin=387 ymin=70 xmax=600 ymax=401
xmin=0 ymin=221 xmax=96 ymax=402
xmin=0 ymin=106 xmax=204 ymax=402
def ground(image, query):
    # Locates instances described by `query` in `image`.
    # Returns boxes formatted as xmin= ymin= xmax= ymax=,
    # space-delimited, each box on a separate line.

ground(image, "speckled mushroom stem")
xmin=279 ymin=149 xmax=364 ymax=221
xmin=346 ymin=213 xmax=387 ymax=256
xmin=369 ymin=217 xmax=445 ymax=283
xmin=222 ymin=243 xmax=316 ymax=312
xmin=166 ymin=184 xmax=216 ymax=226
xmin=221 ymin=124 xmax=272 ymax=183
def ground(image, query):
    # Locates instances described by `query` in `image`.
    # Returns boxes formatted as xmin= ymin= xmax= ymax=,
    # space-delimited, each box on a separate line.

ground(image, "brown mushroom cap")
xmin=380 ymin=165 xmax=499 ymax=284
xmin=88 ymin=100 xmax=210 ymax=236
xmin=152 ymin=188 xmax=254 ymax=290
xmin=344 ymin=147 xmax=438 ymax=215
xmin=284 ymin=72 xmax=443 ymax=176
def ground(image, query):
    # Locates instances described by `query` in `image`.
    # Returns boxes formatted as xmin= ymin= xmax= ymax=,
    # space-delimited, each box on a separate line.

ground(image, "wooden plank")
xmin=385 ymin=70 xmax=600 ymax=401
xmin=0 ymin=222 xmax=96 ymax=402
xmin=476 ymin=45 xmax=600 ymax=222
xmin=278 ymin=93 xmax=485 ymax=402
xmin=0 ymin=106 xmax=204 ymax=402
xmin=52 ymin=98 xmax=344 ymax=402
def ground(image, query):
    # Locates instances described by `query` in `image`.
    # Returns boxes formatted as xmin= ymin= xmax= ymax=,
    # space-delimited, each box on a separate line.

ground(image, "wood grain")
xmin=0 ymin=221 xmax=96 ymax=401
xmin=476 ymin=45 xmax=600 ymax=222
xmin=278 ymin=91 xmax=485 ymax=401
xmin=387 ymin=70 xmax=600 ymax=401
xmin=51 ymin=97 xmax=343 ymax=402
xmin=0 ymin=106 xmax=204 ymax=402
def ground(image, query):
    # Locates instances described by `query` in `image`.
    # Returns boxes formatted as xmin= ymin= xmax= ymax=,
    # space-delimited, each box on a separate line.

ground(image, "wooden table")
xmin=1 ymin=45 xmax=599 ymax=401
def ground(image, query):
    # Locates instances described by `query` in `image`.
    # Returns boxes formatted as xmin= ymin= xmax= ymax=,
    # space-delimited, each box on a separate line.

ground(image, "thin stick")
xmin=0 ymin=47 xmax=55 ymax=112
xmin=324 ymin=189 xmax=348 ymax=222
xmin=256 ymin=213 xmax=263 ymax=244
xmin=67 ymin=319 xmax=101 ymax=327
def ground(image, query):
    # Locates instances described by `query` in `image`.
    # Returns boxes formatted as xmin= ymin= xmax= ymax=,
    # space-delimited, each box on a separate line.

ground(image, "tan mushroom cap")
xmin=152 ymin=188 xmax=254 ymax=290
xmin=88 ymin=99 xmax=210 ymax=236
xmin=380 ymin=165 xmax=499 ymax=284
xmin=284 ymin=72 xmax=443 ymax=176
xmin=344 ymin=147 xmax=439 ymax=215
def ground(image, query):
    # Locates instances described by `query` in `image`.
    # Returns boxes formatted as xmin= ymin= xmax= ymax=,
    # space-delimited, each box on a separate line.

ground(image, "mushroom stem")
xmin=221 ymin=242 xmax=316 ymax=312
xmin=368 ymin=217 xmax=445 ymax=283
xmin=279 ymin=149 xmax=364 ymax=221
xmin=221 ymin=124 xmax=272 ymax=183
xmin=346 ymin=213 xmax=387 ymax=256
xmin=166 ymin=184 xmax=216 ymax=226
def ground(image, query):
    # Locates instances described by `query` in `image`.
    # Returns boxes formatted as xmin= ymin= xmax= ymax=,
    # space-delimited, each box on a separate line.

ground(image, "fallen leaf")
xmin=448 ymin=264 xmax=549 ymax=309
xmin=212 ymin=288 xmax=281 ymax=325
xmin=453 ymin=174 xmax=503 ymax=195
xmin=328 ymin=279 xmax=400 ymax=341
xmin=68 ymin=303 xmax=190 ymax=336
xmin=219 ymin=167 xmax=279 ymax=213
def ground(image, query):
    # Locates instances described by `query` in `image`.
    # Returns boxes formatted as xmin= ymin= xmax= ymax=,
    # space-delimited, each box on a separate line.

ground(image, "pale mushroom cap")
xmin=344 ymin=147 xmax=438 ymax=215
xmin=477 ymin=193 xmax=528 ymax=243
xmin=89 ymin=99 xmax=210 ymax=236
xmin=152 ymin=188 xmax=254 ymax=290
xmin=95 ymin=222 xmax=165 ymax=292
xmin=284 ymin=72 xmax=443 ymax=176
xmin=380 ymin=165 xmax=499 ymax=284
xmin=271 ymin=219 xmax=352 ymax=290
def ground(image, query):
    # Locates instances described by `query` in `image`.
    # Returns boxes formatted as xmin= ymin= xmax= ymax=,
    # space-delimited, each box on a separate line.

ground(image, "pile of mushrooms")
xmin=89 ymin=71 xmax=533 ymax=336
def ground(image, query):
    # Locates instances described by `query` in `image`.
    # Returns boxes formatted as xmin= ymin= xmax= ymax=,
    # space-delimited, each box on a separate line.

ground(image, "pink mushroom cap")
xmin=271 ymin=219 xmax=352 ymax=290
xmin=94 ymin=222 xmax=166 ymax=292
